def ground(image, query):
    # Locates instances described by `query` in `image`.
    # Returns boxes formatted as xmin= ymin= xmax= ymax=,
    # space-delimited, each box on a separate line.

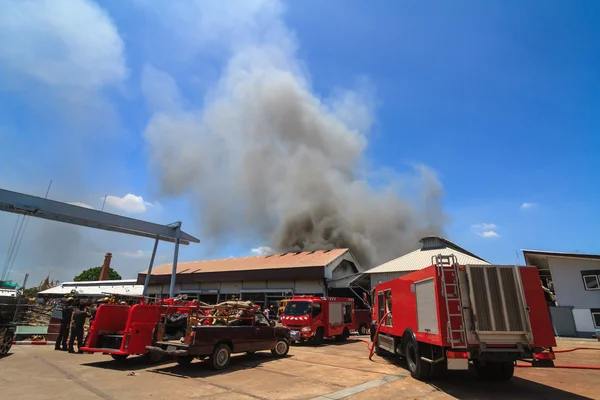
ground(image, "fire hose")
xmin=356 ymin=313 xmax=600 ymax=370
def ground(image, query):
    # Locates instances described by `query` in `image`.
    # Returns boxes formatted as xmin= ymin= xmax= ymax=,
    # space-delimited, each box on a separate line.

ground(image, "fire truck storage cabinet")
xmin=372 ymin=258 xmax=556 ymax=381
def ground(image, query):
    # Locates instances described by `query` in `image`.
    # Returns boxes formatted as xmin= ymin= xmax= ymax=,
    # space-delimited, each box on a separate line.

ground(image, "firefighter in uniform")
xmin=54 ymin=297 xmax=74 ymax=351
xmin=68 ymin=303 xmax=90 ymax=353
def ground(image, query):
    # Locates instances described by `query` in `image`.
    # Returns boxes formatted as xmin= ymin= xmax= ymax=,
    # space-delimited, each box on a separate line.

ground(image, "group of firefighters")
xmin=54 ymin=296 xmax=126 ymax=353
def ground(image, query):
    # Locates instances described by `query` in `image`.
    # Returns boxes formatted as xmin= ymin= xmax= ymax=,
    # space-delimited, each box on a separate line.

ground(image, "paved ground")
xmin=1 ymin=336 xmax=598 ymax=400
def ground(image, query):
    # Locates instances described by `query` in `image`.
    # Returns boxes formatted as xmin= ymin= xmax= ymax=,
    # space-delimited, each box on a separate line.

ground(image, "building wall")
xmin=549 ymin=257 xmax=600 ymax=335
xmin=146 ymin=278 xmax=324 ymax=298
xmin=549 ymin=257 xmax=600 ymax=309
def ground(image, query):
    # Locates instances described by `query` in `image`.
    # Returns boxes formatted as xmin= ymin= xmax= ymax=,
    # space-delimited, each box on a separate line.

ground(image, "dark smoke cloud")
xmin=143 ymin=0 xmax=447 ymax=268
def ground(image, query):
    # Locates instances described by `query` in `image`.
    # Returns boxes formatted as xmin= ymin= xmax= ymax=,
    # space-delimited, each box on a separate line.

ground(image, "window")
xmin=255 ymin=313 xmax=270 ymax=327
xmin=343 ymin=304 xmax=352 ymax=324
xmin=312 ymin=302 xmax=322 ymax=318
xmin=592 ymin=309 xmax=600 ymax=329
xmin=384 ymin=290 xmax=392 ymax=326
xmin=583 ymin=275 xmax=600 ymax=291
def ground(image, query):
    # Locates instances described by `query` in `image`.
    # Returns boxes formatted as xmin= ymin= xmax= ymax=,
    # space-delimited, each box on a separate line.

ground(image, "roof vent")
xmin=323 ymin=249 xmax=332 ymax=253
xmin=420 ymin=236 xmax=444 ymax=250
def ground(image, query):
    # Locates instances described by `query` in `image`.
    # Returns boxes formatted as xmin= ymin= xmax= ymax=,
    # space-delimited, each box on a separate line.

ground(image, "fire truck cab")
xmin=372 ymin=255 xmax=556 ymax=381
xmin=281 ymin=296 xmax=354 ymax=344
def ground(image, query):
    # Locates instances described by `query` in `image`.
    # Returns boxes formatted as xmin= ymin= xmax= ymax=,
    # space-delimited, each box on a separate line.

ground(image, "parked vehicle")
xmin=281 ymin=296 xmax=356 ymax=344
xmin=371 ymin=254 xmax=556 ymax=381
xmin=81 ymin=297 xmax=201 ymax=362
xmin=0 ymin=314 xmax=16 ymax=357
xmin=146 ymin=304 xmax=291 ymax=370
xmin=354 ymin=309 xmax=371 ymax=336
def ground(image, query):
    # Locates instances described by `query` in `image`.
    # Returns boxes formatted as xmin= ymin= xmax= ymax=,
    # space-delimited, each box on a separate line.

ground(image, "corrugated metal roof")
xmin=365 ymin=239 xmax=489 ymax=274
xmin=144 ymin=248 xmax=351 ymax=276
xmin=39 ymin=282 xmax=143 ymax=296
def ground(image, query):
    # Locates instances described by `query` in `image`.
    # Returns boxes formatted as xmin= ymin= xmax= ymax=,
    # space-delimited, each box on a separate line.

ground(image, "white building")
xmin=38 ymin=279 xmax=143 ymax=298
xmin=365 ymin=236 xmax=490 ymax=287
xmin=523 ymin=249 xmax=600 ymax=338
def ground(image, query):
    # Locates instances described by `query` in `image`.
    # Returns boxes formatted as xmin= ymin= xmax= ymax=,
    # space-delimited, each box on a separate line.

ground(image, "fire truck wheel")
xmin=0 ymin=332 xmax=13 ymax=356
xmin=110 ymin=354 xmax=128 ymax=362
xmin=176 ymin=355 xmax=195 ymax=366
xmin=312 ymin=328 xmax=324 ymax=345
xmin=210 ymin=343 xmax=231 ymax=370
xmin=359 ymin=324 xmax=369 ymax=336
xmin=335 ymin=328 xmax=350 ymax=342
xmin=405 ymin=341 xmax=430 ymax=380
xmin=271 ymin=339 xmax=290 ymax=357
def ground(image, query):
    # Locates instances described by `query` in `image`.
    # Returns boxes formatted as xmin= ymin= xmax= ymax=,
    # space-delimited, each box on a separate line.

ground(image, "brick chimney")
xmin=98 ymin=253 xmax=112 ymax=281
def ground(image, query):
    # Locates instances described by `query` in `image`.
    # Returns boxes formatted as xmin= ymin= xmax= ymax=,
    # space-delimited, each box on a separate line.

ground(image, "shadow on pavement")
xmin=147 ymin=352 xmax=291 ymax=379
xmin=81 ymin=354 xmax=175 ymax=371
xmin=378 ymin=353 xmax=592 ymax=400
xmin=430 ymin=370 xmax=593 ymax=400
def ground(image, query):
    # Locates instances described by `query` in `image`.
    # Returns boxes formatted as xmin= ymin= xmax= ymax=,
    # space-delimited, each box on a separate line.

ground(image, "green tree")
xmin=73 ymin=266 xmax=122 ymax=282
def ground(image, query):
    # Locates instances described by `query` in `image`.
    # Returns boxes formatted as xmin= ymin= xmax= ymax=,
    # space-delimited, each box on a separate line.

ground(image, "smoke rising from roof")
xmin=143 ymin=0 xmax=447 ymax=268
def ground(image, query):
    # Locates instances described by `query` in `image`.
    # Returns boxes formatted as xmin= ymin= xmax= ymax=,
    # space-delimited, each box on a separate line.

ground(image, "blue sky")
xmin=1 ymin=0 xmax=599 ymax=285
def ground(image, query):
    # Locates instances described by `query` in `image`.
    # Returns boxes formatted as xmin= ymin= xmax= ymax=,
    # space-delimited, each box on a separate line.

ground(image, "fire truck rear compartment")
xmin=461 ymin=265 xmax=533 ymax=346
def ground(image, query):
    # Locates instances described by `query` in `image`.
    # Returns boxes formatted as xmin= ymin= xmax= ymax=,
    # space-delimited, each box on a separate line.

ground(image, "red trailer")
xmin=371 ymin=255 xmax=556 ymax=380
xmin=281 ymin=296 xmax=355 ymax=344
xmin=81 ymin=298 xmax=201 ymax=362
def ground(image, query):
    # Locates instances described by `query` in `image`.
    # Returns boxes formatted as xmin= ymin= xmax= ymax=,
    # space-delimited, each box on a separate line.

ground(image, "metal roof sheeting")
xmin=38 ymin=280 xmax=142 ymax=296
xmin=143 ymin=249 xmax=351 ymax=276
xmin=365 ymin=238 xmax=490 ymax=274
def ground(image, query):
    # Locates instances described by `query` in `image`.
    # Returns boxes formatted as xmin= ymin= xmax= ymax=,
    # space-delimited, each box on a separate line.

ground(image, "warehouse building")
xmin=364 ymin=236 xmax=489 ymax=287
xmin=523 ymin=249 xmax=600 ymax=338
xmin=137 ymin=249 xmax=363 ymax=310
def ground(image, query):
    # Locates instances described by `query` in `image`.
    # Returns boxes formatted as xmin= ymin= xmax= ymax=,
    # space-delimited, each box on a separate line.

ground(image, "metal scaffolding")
xmin=0 ymin=188 xmax=200 ymax=298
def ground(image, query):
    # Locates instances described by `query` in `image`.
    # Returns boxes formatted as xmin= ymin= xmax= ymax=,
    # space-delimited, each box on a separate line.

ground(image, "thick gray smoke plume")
xmin=143 ymin=0 xmax=446 ymax=268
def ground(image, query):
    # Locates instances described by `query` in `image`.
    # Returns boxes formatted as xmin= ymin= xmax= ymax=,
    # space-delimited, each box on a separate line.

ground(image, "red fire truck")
xmin=81 ymin=297 xmax=201 ymax=362
xmin=281 ymin=296 xmax=356 ymax=344
xmin=371 ymin=255 xmax=556 ymax=381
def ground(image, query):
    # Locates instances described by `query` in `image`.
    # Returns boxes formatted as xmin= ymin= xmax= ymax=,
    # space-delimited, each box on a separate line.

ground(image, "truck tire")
xmin=359 ymin=324 xmax=368 ymax=336
xmin=312 ymin=328 xmax=324 ymax=345
xmin=0 ymin=331 xmax=14 ymax=356
xmin=335 ymin=328 xmax=350 ymax=342
xmin=405 ymin=340 xmax=430 ymax=380
xmin=210 ymin=343 xmax=231 ymax=371
xmin=176 ymin=355 xmax=194 ymax=366
xmin=271 ymin=338 xmax=290 ymax=357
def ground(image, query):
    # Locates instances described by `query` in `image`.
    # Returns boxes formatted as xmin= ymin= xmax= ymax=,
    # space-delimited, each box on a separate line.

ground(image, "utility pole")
xmin=12 ymin=273 xmax=29 ymax=322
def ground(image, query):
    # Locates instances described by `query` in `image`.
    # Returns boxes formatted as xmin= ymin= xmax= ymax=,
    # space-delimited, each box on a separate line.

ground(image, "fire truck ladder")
xmin=433 ymin=254 xmax=468 ymax=350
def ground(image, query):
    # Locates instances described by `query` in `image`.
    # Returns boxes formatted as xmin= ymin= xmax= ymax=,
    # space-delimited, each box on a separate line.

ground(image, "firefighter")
xmin=54 ymin=297 xmax=74 ymax=351
xmin=68 ymin=303 xmax=89 ymax=353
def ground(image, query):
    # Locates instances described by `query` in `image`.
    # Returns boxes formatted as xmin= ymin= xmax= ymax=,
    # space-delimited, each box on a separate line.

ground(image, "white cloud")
xmin=104 ymin=194 xmax=158 ymax=213
xmin=480 ymin=231 xmax=500 ymax=238
xmin=68 ymin=201 xmax=94 ymax=209
xmin=0 ymin=0 xmax=127 ymax=88
xmin=471 ymin=223 xmax=497 ymax=230
xmin=251 ymin=246 xmax=274 ymax=256
xmin=471 ymin=223 xmax=500 ymax=238
xmin=521 ymin=202 xmax=537 ymax=209
xmin=119 ymin=250 xmax=146 ymax=258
